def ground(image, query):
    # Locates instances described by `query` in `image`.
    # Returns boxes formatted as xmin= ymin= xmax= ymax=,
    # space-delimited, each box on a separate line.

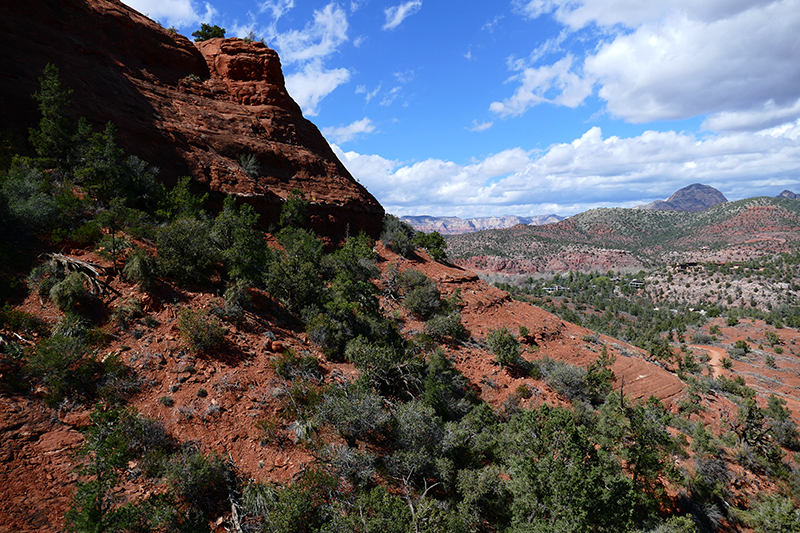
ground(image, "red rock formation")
xmin=0 ymin=0 xmax=383 ymax=242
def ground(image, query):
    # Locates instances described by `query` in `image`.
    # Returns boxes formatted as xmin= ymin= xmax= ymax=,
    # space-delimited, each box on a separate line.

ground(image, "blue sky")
xmin=123 ymin=0 xmax=800 ymax=217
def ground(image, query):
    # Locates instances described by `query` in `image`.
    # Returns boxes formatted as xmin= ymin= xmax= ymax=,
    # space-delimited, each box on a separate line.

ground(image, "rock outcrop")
xmin=778 ymin=190 xmax=799 ymax=199
xmin=636 ymin=183 xmax=727 ymax=212
xmin=0 ymin=0 xmax=383 ymax=242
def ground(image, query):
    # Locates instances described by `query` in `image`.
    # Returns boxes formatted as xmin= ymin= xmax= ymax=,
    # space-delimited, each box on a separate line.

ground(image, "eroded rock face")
xmin=0 ymin=0 xmax=383 ymax=242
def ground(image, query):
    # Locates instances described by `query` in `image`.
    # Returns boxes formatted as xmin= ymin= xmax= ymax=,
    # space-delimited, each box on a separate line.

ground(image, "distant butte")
xmin=636 ymin=183 xmax=728 ymax=212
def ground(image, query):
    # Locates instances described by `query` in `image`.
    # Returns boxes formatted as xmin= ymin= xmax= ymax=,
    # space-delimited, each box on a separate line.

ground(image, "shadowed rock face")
xmin=0 ymin=0 xmax=383 ymax=243
xmin=638 ymin=183 xmax=728 ymax=212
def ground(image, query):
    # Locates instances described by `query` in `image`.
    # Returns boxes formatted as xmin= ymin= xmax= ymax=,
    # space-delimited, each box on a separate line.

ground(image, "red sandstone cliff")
xmin=0 ymin=0 xmax=383 ymax=242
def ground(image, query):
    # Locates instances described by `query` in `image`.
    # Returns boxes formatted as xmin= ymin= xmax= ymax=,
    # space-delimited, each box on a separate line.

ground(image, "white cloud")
xmin=356 ymin=84 xmax=381 ymax=103
xmin=271 ymin=3 xmax=348 ymax=63
xmin=380 ymin=87 xmax=402 ymax=106
xmin=122 ymin=0 xmax=217 ymax=28
xmin=259 ymin=0 xmax=294 ymax=20
xmin=383 ymin=1 xmax=423 ymax=30
xmin=263 ymin=3 xmax=352 ymax=115
xmin=499 ymin=0 xmax=800 ymax=131
xmin=469 ymin=120 xmax=494 ymax=132
xmin=322 ymin=118 xmax=376 ymax=143
xmin=703 ymin=98 xmax=800 ymax=132
xmin=490 ymin=55 xmax=593 ymax=117
xmin=334 ymin=123 xmax=800 ymax=217
xmin=285 ymin=61 xmax=350 ymax=116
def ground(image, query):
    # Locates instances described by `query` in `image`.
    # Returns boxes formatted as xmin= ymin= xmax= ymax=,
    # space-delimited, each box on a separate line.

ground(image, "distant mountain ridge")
xmin=446 ymin=196 xmax=800 ymax=275
xmin=402 ymin=214 xmax=564 ymax=235
xmin=778 ymin=190 xmax=799 ymax=199
xmin=636 ymin=183 xmax=728 ymax=211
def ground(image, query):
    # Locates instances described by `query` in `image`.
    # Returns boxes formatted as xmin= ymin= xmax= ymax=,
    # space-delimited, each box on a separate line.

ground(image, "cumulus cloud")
xmin=383 ymin=1 xmax=423 ymax=30
xmin=322 ymin=118 xmax=376 ymax=143
xmin=498 ymin=0 xmax=800 ymax=131
xmin=263 ymin=3 xmax=351 ymax=115
xmin=490 ymin=55 xmax=593 ymax=117
xmin=271 ymin=3 xmax=348 ymax=63
xmin=285 ymin=61 xmax=350 ymax=116
xmin=122 ymin=0 xmax=216 ymax=28
xmin=334 ymin=123 xmax=800 ymax=217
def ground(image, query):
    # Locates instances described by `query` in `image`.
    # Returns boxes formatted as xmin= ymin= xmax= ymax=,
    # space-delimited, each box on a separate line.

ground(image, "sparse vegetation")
xmin=4 ymin=53 xmax=800 ymax=533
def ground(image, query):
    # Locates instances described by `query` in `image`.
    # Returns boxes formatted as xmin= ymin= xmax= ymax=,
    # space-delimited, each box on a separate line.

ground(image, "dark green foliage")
xmin=741 ymin=495 xmax=800 ymax=533
xmin=165 ymin=449 xmax=235 ymax=517
xmin=279 ymin=189 xmax=308 ymax=228
xmin=25 ymin=334 xmax=98 ymax=406
xmin=271 ymin=349 xmax=322 ymax=381
xmin=414 ymin=230 xmax=447 ymax=262
xmin=25 ymin=334 xmax=136 ymax=407
xmin=263 ymin=226 xmax=324 ymax=314
xmin=765 ymin=395 xmax=800 ymax=450
xmin=237 ymin=472 xmax=336 ymax=533
xmin=316 ymin=381 xmax=389 ymax=447
xmin=486 ymin=327 xmax=522 ymax=366
xmin=381 ymin=214 xmax=416 ymax=257
xmin=123 ymin=247 xmax=155 ymax=289
xmin=211 ymin=196 xmax=267 ymax=284
xmin=157 ymin=176 xmax=208 ymax=221
xmin=1 ymin=158 xmax=62 ymax=232
xmin=49 ymin=272 xmax=88 ymax=312
xmin=0 ymin=303 xmax=46 ymax=335
xmin=192 ymin=23 xmax=226 ymax=41
xmin=597 ymin=395 xmax=682 ymax=507
xmin=157 ymin=217 xmax=216 ymax=284
xmin=238 ymin=153 xmax=260 ymax=178
xmin=499 ymin=404 xmax=644 ymax=532
xmin=424 ymin=311 xmax=469 ymax=341
xmin=422 ymin=348 xmax=475 ymax=421
xmin=535 ymin=357 xmax=589 ymax=402
xmin=72 ymin=123 xmax=158 ymax=206
xmin=29 ymin=64 xmax=73 ymax=168
xmin=398 ymin=268 xmax=441 ymax=319
xmin=177 ymin=308 xmax=225 ymax=353
xmin=66 ymin=408 xmax=175 ymax=533
xmin=389 ymin=400 xmax=445 ymax=481
xmin=585 ymin=344 xmax=616 ymax=404
xmin=344 ymin=335 xmax=421 ymax=397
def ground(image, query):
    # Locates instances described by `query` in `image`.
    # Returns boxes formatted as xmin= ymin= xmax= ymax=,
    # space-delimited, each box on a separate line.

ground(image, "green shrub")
xmin=0 ymin=303 xmax=46 ymax=334
xmin=165 ymin=449 xmax=234 ymax=517
xmin=316 ymin=382 xmax=389 ymax=447
xmin=178 ymin=308 xmax=225 ymax=352
xmin=381 ymin=214 xmax=416 ymax=257
xmin=742 ymin=495 xmax=800 ymax=533
xmin=413 ymin=230 xmax=447 ymax=262
xmin=156 ymin=217 xmax=215 ymax=285
xmin=398 ymin=269 xmax=441 ymax=319
xmin=690 ymin=332 xmax=713 ymax=345
xmin=272 ymin=349 xmax=322 ymax=381
xmin=239 ymin=153 xmax=260 ymax=178
xmin=539 ymin=358 xmax=588 ymax=401
xmin=424 ymin=312 xmax=469 ymax=341
xmin=49 ymin=272 xmax=88 ymax=312
xmin=486 ymin=327 xmax=522 ymax=366
xmin=123 ymin=247 xmax=155 ymax=288
xmin=192 ymin=23 xmax=225 ymax=41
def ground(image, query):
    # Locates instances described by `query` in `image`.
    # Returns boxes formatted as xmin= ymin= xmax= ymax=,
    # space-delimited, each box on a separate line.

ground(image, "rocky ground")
xmin=2 ymin=241 xmax=800 ymax=531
